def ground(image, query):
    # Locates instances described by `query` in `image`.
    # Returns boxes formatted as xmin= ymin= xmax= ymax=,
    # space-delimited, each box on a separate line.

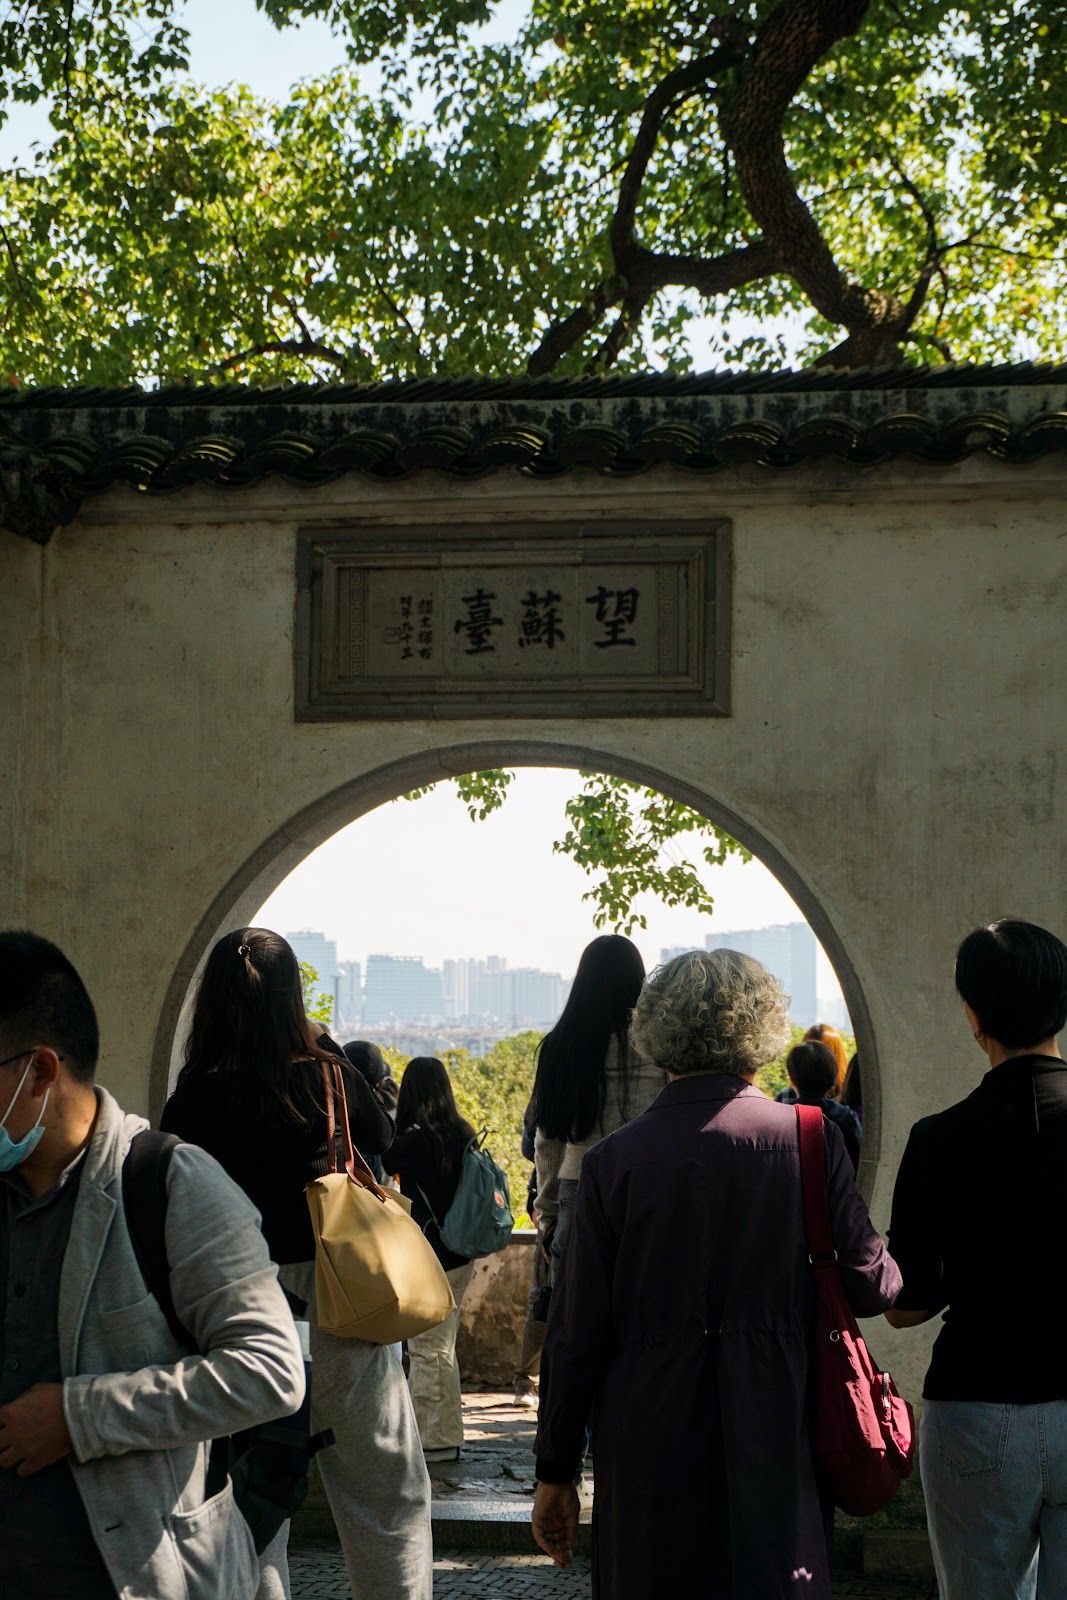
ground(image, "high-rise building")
xmin=287 ymin=930 xmax=339 ymax=1024
xmin=818 ymin=992 xmax=853 ymax=1033
xmin=442 ymin=958 xmax=471 ymax=1020
xmin=335 ymin=960 xmax=362 ymax=1031
xmin=705 ymin=923 xmax=819 ymax=1027
xmin=439 ymin=956 xmax=568 ymax=1026
xmin=508 ymin=968 xmax=568 ymax=1027
xmin=659 ymin=945 xmax=694 ymax=966
xmin=363 ymin=955 xmax=446 ymax=1024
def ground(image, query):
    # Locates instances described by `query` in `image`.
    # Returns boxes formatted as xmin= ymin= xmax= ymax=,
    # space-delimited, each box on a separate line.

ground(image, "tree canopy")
xmin=1 ymin=0 xmax=1064 ymax=385
xmin=3 ymin=0 xmax=1059 ymax=926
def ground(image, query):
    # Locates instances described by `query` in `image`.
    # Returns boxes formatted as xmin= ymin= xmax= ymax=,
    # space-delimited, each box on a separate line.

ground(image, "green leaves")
xmin=299 ymin=961 xmax=336 ymax=1024
xmin=0 ymin=0 xmax=1065 ymax=384
xmin=554 ymin=771 xmax=750 ymax=934
xmin=406 ymin=769 xmax=749 ymax=935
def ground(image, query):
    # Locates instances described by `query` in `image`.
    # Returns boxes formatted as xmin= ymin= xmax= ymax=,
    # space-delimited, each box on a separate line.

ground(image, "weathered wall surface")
xmin=2 ymin=456 xmax=1065 ymax=1400
xmin=456 ymin=1234 xmax=536 ymax=1388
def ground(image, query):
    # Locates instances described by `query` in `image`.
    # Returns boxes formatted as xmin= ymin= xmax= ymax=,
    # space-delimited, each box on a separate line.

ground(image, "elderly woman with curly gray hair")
xmin=531 ymin=948 xmax=901 ymax=1600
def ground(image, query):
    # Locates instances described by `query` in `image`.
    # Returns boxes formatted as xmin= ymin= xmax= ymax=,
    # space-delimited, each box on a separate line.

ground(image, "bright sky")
xmin=255 ymin=769 xmax=846 ymax=1004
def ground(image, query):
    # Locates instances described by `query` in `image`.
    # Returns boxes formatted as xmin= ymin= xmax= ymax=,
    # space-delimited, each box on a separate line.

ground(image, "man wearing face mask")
xmin=0 ymin=931 xmax=306 ymax=1600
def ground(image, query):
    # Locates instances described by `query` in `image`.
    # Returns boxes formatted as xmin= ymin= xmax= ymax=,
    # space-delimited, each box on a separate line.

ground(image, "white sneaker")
xmin=513 ymin=1386 xmax=539 ymax=1409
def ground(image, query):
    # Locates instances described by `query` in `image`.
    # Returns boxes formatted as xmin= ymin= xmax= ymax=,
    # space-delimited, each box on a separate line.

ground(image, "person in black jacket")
xmin=161 ymin=928 xmax=431 ymax=1600
xmin=784 ymin=1039 xmax=862 ymax=1171
xmin=342 ymin=1040 xmax=399 ymax=1181
xmin=385 ymin=1057 xmax=475 ymax=1463
xmin=886 ymin=919 xmax=1067 ymax=1600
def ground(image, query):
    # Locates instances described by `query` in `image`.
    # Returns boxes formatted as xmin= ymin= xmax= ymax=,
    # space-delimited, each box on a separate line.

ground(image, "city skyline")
xmin=287 ymin=921 xmax=847 ymax=1034
xmin=256 ymin=770 xmax=850 ymax=1011
xmin=287 ymin=931 xmax=571 ymax=1031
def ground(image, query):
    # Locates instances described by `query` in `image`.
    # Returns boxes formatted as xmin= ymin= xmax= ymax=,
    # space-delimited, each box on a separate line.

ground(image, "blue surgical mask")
xmin=0 ymin=1054 xmax=49 ymax=1173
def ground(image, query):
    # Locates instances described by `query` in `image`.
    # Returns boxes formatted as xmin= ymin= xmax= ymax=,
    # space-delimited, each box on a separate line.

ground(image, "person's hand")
xmin=539 ymin=1220 xmax=556 ymax=1266
xmin=532 ymin=1480 xmax=580 ymax=1569
xmin=0 ymin=1383 xmax=72 ymax=1475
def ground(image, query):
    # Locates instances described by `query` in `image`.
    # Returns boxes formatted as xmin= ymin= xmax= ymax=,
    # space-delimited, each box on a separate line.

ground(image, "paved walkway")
xmin=427 ymin=1390 xmax=592 ymax=1539
xmin=291 ymin=1390 xmax=937 ymax=1595
xmin=290 ymin=1541 xmax=937 ymax=1597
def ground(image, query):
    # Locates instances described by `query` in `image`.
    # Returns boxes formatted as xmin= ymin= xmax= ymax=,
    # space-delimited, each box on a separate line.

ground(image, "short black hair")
xmin=955 ymin=919 xmax=1067 ymax=1050
xmin=787 ymin=1040 xmax=838 ymax=1099
xmin=343 ymin=1039 xmax=387 ymax=1086
xmin=0 ymin=931 xmax=99 ymax=1081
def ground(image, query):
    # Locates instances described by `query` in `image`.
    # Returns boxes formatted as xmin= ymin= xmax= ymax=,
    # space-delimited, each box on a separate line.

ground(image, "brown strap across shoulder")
xmin=321 ymin=1059 xmax=387 ymax=1196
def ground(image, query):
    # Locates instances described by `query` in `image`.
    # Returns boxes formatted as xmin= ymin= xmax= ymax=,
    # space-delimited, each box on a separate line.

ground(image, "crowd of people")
xmin=0 ymin=915 xmax=1064 ymax=1600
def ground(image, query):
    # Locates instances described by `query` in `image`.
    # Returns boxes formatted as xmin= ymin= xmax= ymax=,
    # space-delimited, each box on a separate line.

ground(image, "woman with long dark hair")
xmin=385 ymin=1057 xmax=477 ymax=1462
xmin=534 ymin=934 xmax=662 ymax=1280
xmin=161 ymin=929 xmax=432 ymax=1600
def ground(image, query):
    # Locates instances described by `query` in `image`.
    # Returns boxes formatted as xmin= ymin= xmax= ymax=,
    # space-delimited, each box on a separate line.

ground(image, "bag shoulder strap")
xmin=122 ymin=1129 xmax=194 ymax=1348
xmin=320 ymin=1060 xmax=385 ymax=1192
xmin=795 ymin=1104 xmax=837 ymax=1266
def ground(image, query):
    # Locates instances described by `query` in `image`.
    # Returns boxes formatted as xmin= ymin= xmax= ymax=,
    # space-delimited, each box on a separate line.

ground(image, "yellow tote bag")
xmin=306 ymin=1062 xmax=455 ymax=1341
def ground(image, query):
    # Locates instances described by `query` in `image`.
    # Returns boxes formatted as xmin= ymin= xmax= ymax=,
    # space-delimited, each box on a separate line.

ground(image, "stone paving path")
xmin=290 ymin=1541 xmax=938 ymax=1597
xmin=292 ymin=1391 xmax=938 ymax=1596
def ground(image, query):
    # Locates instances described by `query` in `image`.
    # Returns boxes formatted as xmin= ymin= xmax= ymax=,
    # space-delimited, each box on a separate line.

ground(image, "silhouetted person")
xmin=534 ymin=935 xmax=661 ymax=1283
xmin=162 ymin=928 xmax=431 ymax=1600
xmin=385 ymin=1056 xmax=475 ymax=1463
xmin=786 ymin=1039 xmax=862 ymax=1171
xmin=887 ymin=919 xmax=1067 ymax=1600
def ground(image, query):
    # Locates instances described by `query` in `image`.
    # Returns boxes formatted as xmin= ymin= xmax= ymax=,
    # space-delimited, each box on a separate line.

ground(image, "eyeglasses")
xmin=0 ymin=1049 xmax=34 ymax=1070
xmin=0 ymin=1049 xmax=64 ymax=1069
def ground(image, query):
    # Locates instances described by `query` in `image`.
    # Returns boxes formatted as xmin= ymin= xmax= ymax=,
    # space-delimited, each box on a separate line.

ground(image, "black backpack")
xmin=122 ymin=1130 xmax=332 ymax=1553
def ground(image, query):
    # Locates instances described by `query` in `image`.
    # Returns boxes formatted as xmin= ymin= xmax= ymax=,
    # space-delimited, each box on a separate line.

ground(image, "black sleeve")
xmin=339 ymin=1060 xmax=394 ymax=1158
xmin=842 ymin=1108 xmax=862 ymax=1173
xmin=160 ymin=1089 xmax=194 ymax=1141
xmin=383 ymin=1129 xmax=427 ymax=1181
xmin=535 ymin=1152 xmax=617 ymax=1481
xmin=887 ymin=1118 xmax=948 ymax=1313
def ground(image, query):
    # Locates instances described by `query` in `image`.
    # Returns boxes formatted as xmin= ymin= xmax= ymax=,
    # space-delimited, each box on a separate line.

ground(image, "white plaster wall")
xmin=2 ymin=458 xmax=1065 ymax=1398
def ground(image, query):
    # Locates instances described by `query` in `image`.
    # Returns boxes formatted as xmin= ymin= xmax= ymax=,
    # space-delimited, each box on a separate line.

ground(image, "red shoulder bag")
xmin=796 ymin=1104 xmax=915 ymax=1515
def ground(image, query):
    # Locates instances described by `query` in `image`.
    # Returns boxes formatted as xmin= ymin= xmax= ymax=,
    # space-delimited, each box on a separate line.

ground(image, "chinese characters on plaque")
xmin=296 ymin=526 xmax=729 ymax=719
xmin=374 ymin=570 xmax=651 ymax=675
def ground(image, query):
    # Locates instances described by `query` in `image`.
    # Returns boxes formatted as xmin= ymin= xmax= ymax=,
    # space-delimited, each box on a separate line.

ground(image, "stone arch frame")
xmin=151 ymin=738 xmax=880 ymax=1191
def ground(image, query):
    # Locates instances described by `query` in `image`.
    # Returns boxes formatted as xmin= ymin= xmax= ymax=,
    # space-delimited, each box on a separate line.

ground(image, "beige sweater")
xmin=535 ymin=1036 xmax=665 ymax=1220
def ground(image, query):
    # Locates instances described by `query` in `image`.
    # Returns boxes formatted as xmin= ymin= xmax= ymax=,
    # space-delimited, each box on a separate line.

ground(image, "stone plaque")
xmin=295 ymin=523 xmax=731 ymax=719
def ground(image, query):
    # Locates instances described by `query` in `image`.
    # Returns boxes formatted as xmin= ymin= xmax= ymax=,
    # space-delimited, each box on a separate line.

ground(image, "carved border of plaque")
xmin=295 ymin=522 xmax=731 ymax=720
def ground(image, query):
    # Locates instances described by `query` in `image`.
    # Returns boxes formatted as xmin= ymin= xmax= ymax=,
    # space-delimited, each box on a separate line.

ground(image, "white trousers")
xmin=255 ymin=1262 xmax=432 ymax=1600
xmin=407 ymin=1262 xmax=475 ymax=1452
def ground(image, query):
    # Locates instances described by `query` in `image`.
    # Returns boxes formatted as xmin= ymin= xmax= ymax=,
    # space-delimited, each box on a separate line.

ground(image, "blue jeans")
xmin=921 ymin=1399 xmax=1067 ymax=1599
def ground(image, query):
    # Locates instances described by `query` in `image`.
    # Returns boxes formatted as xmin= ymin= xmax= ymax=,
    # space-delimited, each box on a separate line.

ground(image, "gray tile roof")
xmin=2 ymin=363 xmax=1066 ymax=542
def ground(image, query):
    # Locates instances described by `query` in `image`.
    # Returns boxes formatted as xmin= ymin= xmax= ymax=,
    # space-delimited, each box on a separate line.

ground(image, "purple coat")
xmin=535 ymin=1074 xmax=901 ymax=1599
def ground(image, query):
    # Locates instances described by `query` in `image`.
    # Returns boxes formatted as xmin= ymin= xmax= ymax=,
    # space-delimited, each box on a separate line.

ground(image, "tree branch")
xmin=0 ymin=219 xmax=27 ymax=302
xmin=214 ymin=338 xmax=354 ymax=374
xmin=721 ymin=0 xmax=910 ymax=362
xmin=589 ymin=290 xmax=650 ymax=371
xmin=370 ymin=271 xmax=426 ymax=367
xmin=527 ymin=285 xmax=612 ymax=376
xmin=639 ymin=239 xmax=780 ymax=296
xmin=610 ymin=40 xmax=746 ymax=268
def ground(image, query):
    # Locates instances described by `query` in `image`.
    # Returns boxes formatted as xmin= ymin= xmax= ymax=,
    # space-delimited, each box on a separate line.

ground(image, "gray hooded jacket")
xmin=59 ymin=1087 xmax=305 ymax=1600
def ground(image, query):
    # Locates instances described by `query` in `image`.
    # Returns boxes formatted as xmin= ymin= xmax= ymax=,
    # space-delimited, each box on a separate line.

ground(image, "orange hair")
xmin=803 ymin=1023 xmax=848 ymax=1095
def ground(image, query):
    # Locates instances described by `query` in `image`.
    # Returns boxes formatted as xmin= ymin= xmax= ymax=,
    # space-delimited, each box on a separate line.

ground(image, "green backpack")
xmin=429 ymin=1134 xmax=514 ymax=1259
